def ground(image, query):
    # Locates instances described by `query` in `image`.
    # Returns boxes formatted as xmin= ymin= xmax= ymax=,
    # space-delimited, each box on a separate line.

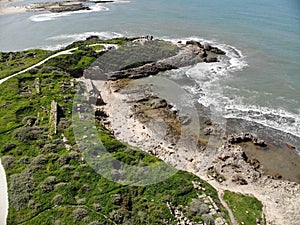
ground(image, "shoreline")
xmin=0 ymin=35 xmax=299 ymax=224
xmin=91 ymin=76 xmax=300 ymax=225
xmin=0 ymin=0 xmax=26 ymax=15
xmin=0 ymin=159 xmax=8 ymax=225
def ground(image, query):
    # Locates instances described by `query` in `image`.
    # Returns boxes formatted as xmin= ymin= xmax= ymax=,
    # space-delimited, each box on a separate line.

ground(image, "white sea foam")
xmin=224 ymin=104 xmax=300 ymax=138
xmin=48 ymin=31 xmax=123 ymax=42
xmin=35 ymin=31 xmax=123 ymax=50
xmin=29 ymin=4 xmax=109 ymax=22
xmin=165 ymin=36 xmax=300 ymax=139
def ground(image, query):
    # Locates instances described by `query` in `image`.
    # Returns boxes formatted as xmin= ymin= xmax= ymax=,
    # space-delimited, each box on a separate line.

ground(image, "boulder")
xmin=210 ymin=47 xmax=226 ymax=55
xmin=204 ymin=119 xmax=212 ymax=126
xmin=203 ymin=43 xmax=212 ymax=50
xmin=286 ymin=143 xmax=296 ymax=150
xmin=206 ymin=57 xmax=218 ymax=63
xmin=198 ymin=50 xmax=208 ymax=58
xmin=186 ymin=40 xmax=203 ymax=48
xmin=253 ymin=138 xmax=267 ymax=147
xmin=151 ymin=99 xmax=167 ymax=109
xmin=86 ymin=35 xmax=100 ymax=42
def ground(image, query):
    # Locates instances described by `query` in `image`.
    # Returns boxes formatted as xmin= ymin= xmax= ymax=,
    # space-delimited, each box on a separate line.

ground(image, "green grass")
xmin=223 ymin=190 xmax=264 ymax=225
xmin=64 ymin=37 xmax=137 ymax=50
xmin=0 ymin=49 xmax=53 ymax=79
xmin=0 ymin=38 xmax=239 ymax=225
xmin=93 ymin=39 xmax=179 ymax=74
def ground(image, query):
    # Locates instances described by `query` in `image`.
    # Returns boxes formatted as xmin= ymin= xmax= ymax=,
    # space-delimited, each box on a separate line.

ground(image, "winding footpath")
xmin=218 ymin=190 xmax=238 ymax=225
xmin=0 ymin=47 xmax=77 ymax=85
xmin=0 ymin=43 xmax=118 ymax=85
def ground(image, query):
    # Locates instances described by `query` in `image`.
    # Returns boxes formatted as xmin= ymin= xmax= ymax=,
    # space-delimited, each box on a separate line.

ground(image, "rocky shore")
xmin=0 ymin=0 xmax=115 ymax=15
xmin=92 ymin=78 xmax=300 ymax=225
xmin=81 ymin=37 xmax=300 ymax=225
xmin=27 ymin=1 xmax=90 ymax=13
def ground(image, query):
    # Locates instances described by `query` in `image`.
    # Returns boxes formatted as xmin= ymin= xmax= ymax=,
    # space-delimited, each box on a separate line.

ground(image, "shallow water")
xmin=0 ymin=0 xmax=299 ymax=179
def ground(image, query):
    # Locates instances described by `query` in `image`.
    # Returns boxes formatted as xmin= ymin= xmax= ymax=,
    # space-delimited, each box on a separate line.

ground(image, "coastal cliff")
xmin=0 ymin=37 xmax=299 ymax=225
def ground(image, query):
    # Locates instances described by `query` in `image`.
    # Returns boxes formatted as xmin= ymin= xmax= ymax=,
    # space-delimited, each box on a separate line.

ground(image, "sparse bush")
xmin=93 ymin=203 xmax=102 ymax=212
xmin=39 ymin=176 xmax=57 ymax=193
xmin=111 ymin=194 xmax=122 ymax=205
xmin=88 ymin=222 xmax=101 ymax=225
xmin=27 ymin=199 xmax=40 ymax=210
xmin=54 ymin=220 xmax=63 ymax=225
xmin=69 ymin=151 xmax=81 ymax=160
xmin=109 ymin=209 xmax=124 ymax=224
xmin=52 ymin=194 xmax=63 ymax=205
xmin=73 ymin=172 xmax=80 ymax=180
xmin=61 ymin=165 xmax=75 ymax=170
xmin=29 ymin=155 xmax=47 ymax=172
xmin=201 ymin=214 xmax=215 ymax=225
xmin=57 ymin=155 xmax=71 ymax=165
xmin=81 ymin=184 xmax=91 ymax=194
xmin=22 ymin=116 xmax=37 ymax=126
xmin=54 ymin=182 xmax=68 ymax=190
xmin=1 ymin=143 xmax=16 ymax=153
xmin=31 ymin=155 xmax=48 ymax=166
xmin=39 ymin=182 xmax=53 ymax=193
xmin=9 ymin=170 xmax=34 ymax=211
xmin=189 ymin=199 xmax=210 ymax=216
xmin=41 ymin=66 xmax=56 ymax=74
xmin=76 ymin=197 xmax=86 ymax=204
xmin=29 ymin=68 xmax=38 ymax=75
xmin=18 ymin=156 xmax=30 ymax=164
xmin=14 ymin=126 xmax=44 ymax=142
xmin=41 ymin=143 xmax=62 ymax=153
xmin=1 ymin=156 xmax=15 ymax=170
xmin=71 ymin=207 xmax=88 ymax=220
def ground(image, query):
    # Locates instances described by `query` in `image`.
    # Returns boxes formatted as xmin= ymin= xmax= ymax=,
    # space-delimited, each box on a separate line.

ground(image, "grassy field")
xmin=0 ymin=37 xmax=260 ymax=224
xmin=0 ymin=49 xmax=53 ymax=79
xmin=223 ymin=190 xmax=265 ymax=225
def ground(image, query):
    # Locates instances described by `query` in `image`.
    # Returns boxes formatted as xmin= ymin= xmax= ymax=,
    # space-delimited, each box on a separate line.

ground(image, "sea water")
xmin=0 ymin=0 xmax=299 ymax=144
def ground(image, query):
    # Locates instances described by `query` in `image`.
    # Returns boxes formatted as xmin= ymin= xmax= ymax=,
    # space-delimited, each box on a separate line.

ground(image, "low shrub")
xmin=14 ymin=126 xmax=44 ymax=142
xmin=71 ymin=207 xmax=88 ymax=221
xmin=1 ymin=143 xmax=16 ymax=153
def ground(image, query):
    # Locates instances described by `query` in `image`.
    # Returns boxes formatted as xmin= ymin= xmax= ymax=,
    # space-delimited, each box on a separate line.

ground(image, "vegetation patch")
xmin=0 ymin=49 xmax=53 ymax=79
xmin=223 ymin=190 xmax=265 ymax=225
xmin=0 ymin=37 xmax=261 ymax=225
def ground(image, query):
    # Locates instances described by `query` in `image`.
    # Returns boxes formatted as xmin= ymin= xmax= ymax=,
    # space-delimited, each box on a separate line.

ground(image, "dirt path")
xmin=0 ymin=47 xmax=77 ymax=85
xmin=0 ymin=43 xmax=118 ymax=86
xmin=218 ymin=190 xmax=238 ymax=225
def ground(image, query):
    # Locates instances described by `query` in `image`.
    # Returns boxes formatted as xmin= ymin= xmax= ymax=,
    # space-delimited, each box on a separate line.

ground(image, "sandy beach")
xmin=0 ymin=159 xmax=8 ymax=225
xmin=0 ymin=0 xmax=26 ymax=15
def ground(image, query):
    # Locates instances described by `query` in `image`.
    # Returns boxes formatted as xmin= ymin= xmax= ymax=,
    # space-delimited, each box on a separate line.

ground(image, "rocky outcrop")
xmin=211 ymin=143 xmax=261 ymax=184
xmin=27 ymin=1 xmax=92 ymax=13
xmin=95 ymin=39 xmax=227 ymax=81
xmin=108 ymin=62 xmax=177 ymax=80
xmin=225 ymin=133 xmax=267 ymax=147
xmin=207 ymin=133 xmax=269 ymax=184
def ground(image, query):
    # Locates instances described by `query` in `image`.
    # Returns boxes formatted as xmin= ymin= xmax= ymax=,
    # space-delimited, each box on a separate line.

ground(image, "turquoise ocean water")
xmin=0 ymin=0 xmax=300 ymax=145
